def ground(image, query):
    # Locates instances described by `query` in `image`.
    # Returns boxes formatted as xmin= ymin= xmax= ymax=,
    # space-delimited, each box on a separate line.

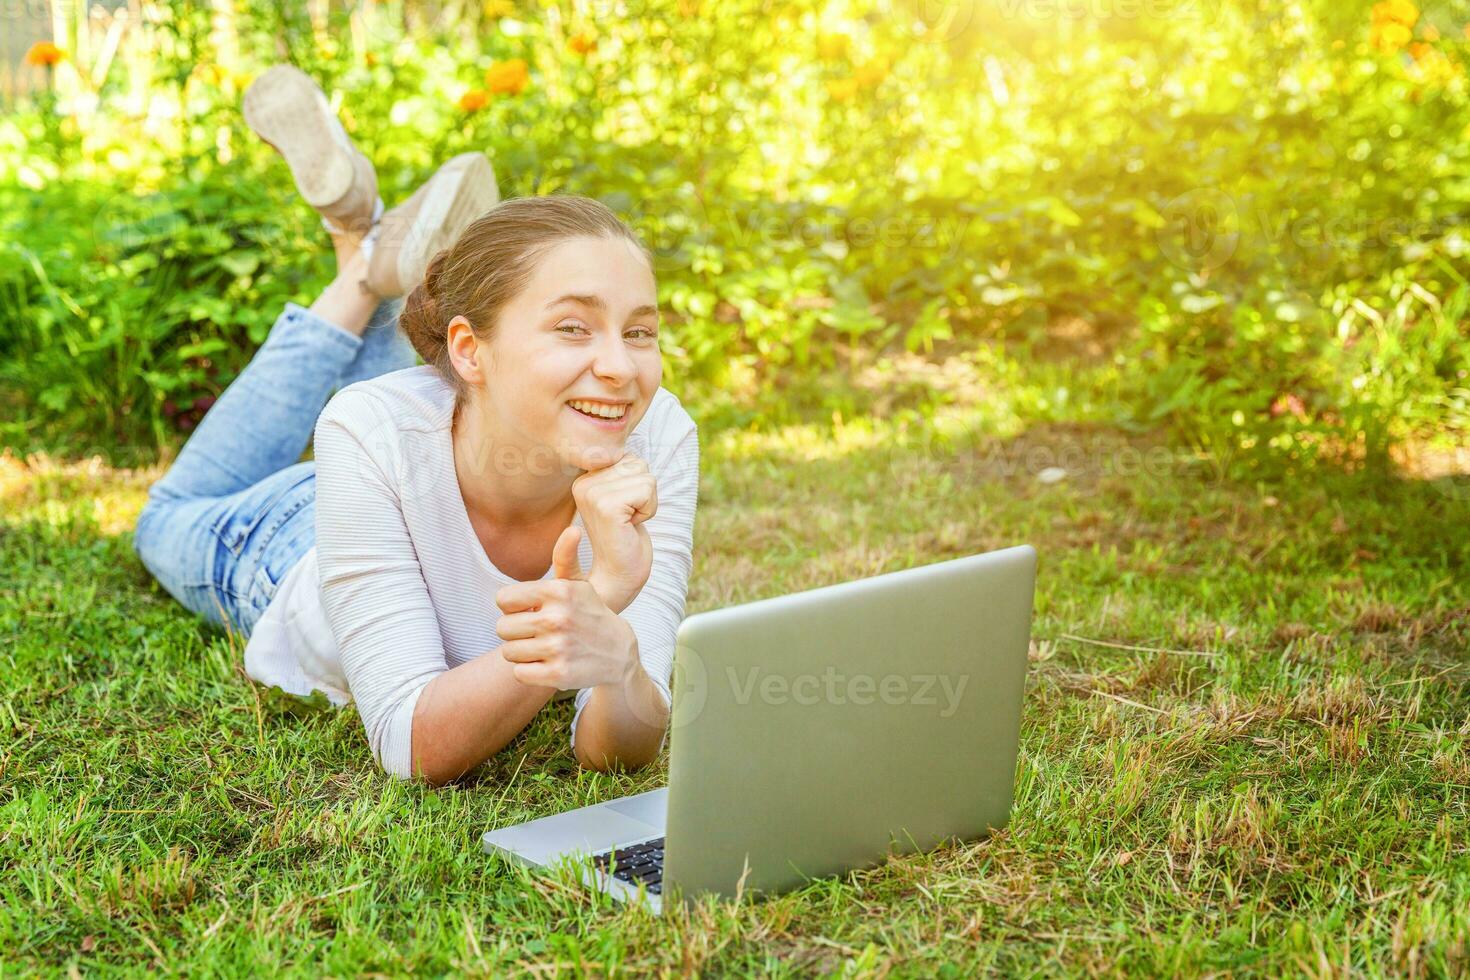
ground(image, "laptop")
xmin=482 ymin=544 xmax=1037 ymax=912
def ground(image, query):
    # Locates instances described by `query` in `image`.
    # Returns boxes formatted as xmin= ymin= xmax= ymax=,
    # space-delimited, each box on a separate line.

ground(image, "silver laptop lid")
xmin=661 ymin=545 xmax=1036 ymax=904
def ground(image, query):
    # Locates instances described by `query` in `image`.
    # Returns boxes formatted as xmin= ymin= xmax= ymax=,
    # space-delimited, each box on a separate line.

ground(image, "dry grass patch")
xmin=0 ymin=450 xmax=155 ymax=534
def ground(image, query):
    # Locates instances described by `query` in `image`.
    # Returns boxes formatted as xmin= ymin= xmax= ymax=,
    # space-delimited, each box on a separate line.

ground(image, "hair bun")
xmin=399 ymin=248 xmax=451 ymax=366
xmin=422 ymin=248 xmax=447 ymax=300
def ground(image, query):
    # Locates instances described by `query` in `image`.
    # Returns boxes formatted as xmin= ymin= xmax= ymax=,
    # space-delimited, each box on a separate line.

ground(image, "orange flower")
xmin=1371 ymin=0 xmax=1417 ymax=25
xmin=816 ymin=34 xmax=849 ymax=61
xmin=1371 ymin=20 xmax=1412 ymax=51
xmin=458 ymin=89 xmax=490 ymax=112
xmin=484 ymin=58 xmax=529 ymax=95
xmin=24 ymin=40 xmax=65 ymax=67
xmin=853 ymin=58 xmax=889 ymax=89
xmin=826 ymin=78 xmax=860 ymax=103
xmin=1408 ymin=44 xmax=1461 ymax=84
xmin=568 ymin=34 xmax=597 ymax=56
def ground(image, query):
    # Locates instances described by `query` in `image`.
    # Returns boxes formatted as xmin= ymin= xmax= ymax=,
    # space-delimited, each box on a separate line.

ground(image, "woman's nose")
xmin=590 ymin=331 xmax=637 ymax=383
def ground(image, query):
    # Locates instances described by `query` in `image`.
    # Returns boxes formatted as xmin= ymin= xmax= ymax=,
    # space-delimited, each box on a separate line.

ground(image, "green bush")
xmin=1 ymin=0 xmax=1467 ymax=475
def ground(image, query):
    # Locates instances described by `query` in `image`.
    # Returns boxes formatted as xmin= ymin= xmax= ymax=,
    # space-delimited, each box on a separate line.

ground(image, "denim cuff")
xmin=275 ymin=301 xmax=365 ymax=364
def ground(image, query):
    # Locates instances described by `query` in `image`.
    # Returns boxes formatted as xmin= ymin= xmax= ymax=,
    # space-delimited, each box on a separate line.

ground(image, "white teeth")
xmin=569 ymin=400 xmax=627 ymax=420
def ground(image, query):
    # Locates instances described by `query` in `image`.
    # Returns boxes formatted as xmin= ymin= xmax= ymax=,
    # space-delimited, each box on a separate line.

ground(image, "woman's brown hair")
xmin=398 ymin=194 xmax=654 ymax=400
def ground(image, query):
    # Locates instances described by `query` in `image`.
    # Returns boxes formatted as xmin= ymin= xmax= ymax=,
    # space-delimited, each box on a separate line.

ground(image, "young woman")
xmin=132 ymin=67 xmax=699 ymax=785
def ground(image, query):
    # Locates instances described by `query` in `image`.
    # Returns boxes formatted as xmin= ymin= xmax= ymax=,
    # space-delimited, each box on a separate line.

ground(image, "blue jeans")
xmin=133 ymin=297 xmax=415 ymax=636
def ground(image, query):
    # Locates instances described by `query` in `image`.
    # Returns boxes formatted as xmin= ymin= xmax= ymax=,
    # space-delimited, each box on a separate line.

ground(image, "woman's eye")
xmin=556 ymin=321 xmax=589 ymax=334
xmin=626 ymin=326 xmax=658 ymax=341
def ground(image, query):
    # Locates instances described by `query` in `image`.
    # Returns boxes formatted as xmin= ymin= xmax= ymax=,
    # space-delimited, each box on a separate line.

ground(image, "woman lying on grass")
xmin=132 ymin=66 xmax=699 ymax=785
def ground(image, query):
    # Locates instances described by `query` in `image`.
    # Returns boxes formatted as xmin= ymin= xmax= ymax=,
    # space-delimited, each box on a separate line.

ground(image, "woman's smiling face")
xmin=453 ymin=234 xmax=662 ymax=474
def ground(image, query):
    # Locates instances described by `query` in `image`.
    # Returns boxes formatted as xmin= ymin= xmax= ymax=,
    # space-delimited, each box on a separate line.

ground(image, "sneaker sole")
xmin=242 ymin=65 xmax=355 ymax=209
xmin=396 ymin=153 xmax=501 ymax=289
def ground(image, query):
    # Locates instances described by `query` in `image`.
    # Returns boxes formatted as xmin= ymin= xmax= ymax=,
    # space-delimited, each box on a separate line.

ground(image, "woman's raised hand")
xmin=494 ymin=525 xmax=641 ymax=691
xmin=491 ymin=451 xmax=658 ymax=693
xmin=570 ymin=452 xmax=658 ymax=614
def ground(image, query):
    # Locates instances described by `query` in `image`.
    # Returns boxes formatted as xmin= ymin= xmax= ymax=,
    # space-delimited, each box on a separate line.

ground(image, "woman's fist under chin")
xmin=571 ymin=451 xmax=658 ymax=614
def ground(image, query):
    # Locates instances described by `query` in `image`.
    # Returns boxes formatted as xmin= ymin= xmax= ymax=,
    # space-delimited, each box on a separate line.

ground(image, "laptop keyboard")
xmin=592 ymin=837 xmax=665 ymax=894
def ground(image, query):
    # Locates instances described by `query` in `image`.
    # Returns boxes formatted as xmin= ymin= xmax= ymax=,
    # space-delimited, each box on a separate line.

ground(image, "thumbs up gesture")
xmin=494 ymin=524 xmax=640 ymax=691
xmin=550 ymin=521 xmax=590 ymax=583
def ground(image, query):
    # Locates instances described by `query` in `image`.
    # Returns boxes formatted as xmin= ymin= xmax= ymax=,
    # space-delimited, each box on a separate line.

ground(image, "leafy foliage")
xmin=1 ymin=0 xmax=1467 ymax=476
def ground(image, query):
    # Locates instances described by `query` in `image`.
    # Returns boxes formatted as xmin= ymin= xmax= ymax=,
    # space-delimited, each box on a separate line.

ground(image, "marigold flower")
xmin=826 ymin=78 xmax=860 ymax=103
xmin=1408 ymin=45 xmax=1461 ymax=84
xmin=1371 ymin=20 xmax=1413 ymax=51
xmin=24 ymin=41 xmax=65 ymax=67
xmin=853 ymin=58 xmax=889 ymax=89
xmin=568 ymin=34 xmax=597 ymax=55
xmin=458 ymin=89 xmax=490 ymax=112
xmin=816 ymin=34 xmax=849 ymax=61
xmin=484 ymin=58 xmax=529 ymax=95
xmin=1370 ymin=0 xmax=1418 ymax=25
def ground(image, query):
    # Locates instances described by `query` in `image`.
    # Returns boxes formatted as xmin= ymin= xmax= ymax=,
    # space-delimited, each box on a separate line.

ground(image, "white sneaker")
xmin=243 ymin=65 xmax=381 ymax=239
xmin=366 ymin=152 xmax=500 ymax=298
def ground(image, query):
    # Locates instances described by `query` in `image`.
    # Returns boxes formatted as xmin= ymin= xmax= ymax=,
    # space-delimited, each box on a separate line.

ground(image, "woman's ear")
xmin=446 ymin=314 xmax=486 ymax=387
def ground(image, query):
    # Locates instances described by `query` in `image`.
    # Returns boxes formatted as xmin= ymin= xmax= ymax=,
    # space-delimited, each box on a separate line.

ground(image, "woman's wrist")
xmin=604 ymin=613 xmax=641 ymax=687
xmin=598 ymin=635 xmax=670 ymax=732
xmin=576 ymin=647 xmax=670 ymax=770
xmin=587 ymin=569 xmax=642 ymax=615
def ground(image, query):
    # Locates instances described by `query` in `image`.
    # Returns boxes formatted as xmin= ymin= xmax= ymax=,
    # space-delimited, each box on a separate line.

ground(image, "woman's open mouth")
xmin=566 ymin=398 xmax=631 ymax=430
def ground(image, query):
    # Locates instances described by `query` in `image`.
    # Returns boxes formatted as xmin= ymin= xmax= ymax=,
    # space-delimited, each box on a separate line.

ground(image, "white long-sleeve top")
xmin=241 ymin=365 xmax=700 ymax=778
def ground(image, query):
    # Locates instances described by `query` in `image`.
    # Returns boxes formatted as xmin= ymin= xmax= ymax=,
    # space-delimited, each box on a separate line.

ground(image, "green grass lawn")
xmin=2 ymin=417 xmax=1467 ymax=975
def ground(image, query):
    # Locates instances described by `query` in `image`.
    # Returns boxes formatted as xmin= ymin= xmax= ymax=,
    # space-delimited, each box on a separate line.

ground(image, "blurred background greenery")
xmin=1 ymin=0 xmax=1467 ymax=489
